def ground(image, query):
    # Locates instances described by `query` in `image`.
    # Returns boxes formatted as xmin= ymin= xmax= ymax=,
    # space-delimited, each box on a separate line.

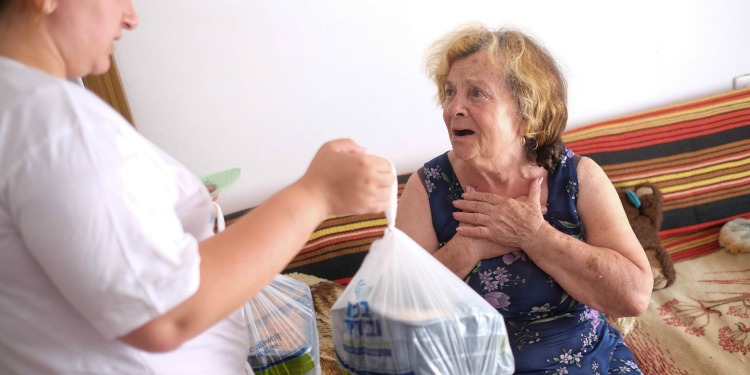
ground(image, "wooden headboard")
xmin=81 ymin=55 xmax=134 ymax=127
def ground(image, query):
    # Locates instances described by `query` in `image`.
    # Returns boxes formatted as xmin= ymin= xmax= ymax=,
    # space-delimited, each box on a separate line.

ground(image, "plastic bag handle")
xmin=385 ymin=163 xmax=398 ymax=228
xmin=212 ymin=201 xmax=226 ymax=232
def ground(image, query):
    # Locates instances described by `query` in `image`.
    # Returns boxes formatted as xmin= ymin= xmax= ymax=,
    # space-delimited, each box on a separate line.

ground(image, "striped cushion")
xmin=564 ymin=88 xmax=750 ymax=260
xmin=282 ymin=174 xmax=409 ymax=284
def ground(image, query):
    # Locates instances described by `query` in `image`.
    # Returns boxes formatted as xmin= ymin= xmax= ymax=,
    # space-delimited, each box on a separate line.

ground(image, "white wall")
xmin=115 ymin=0 xmax=750 ymax=215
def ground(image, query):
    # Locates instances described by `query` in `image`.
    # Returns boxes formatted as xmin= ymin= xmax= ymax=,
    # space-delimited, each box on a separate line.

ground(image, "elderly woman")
xmin=0 ymin=0 xmax=393 ymax=373
xmin=396 ymin=23 xmax=652 ymax=374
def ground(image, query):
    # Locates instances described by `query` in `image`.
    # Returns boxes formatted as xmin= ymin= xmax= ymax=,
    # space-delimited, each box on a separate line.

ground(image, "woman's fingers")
xmin=460 ymin=190 xmax=504 ymax=205
xmin=453 ymin=211 xmax=486 ymax=226
xmin=451 ymin=179 xmax=548 ymax=247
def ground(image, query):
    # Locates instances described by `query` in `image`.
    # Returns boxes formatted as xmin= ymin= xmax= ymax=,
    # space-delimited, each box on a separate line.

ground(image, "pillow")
xmin=564 ymin=89 xmax=750 ymax=245
xmin=281 ymin=173 xmax=411 ymax=285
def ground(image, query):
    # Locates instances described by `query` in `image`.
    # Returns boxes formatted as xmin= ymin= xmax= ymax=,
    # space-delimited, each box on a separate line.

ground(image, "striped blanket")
xmin=565 ymin=88 xmax=750 ymax=261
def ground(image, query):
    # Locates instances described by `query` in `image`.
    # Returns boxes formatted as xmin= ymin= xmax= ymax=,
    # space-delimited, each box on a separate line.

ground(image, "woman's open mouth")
xmin=453 ymin=129 xmax=475 ymax=137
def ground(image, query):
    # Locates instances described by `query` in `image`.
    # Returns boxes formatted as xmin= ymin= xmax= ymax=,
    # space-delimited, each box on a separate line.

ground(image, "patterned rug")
xmin=623 ymin=250 xmax=750 ymax=374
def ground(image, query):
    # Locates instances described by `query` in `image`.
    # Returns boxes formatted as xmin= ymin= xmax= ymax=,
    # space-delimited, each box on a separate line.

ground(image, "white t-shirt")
xmin=0 ymin=57 xmax=249 ymax=374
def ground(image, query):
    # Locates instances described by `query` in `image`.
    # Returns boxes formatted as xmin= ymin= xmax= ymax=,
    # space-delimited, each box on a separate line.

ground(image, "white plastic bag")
xmin=331 ymin=168 xmax=514 ymax=374
xmin=215 ymin=206 xmax=321 ymax=375
xmin=243 ymin=274 xmax=321 ymax=375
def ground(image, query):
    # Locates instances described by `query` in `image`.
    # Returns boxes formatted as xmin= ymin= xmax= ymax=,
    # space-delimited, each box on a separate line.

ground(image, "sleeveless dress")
xmin=419 ymin=149 xmax=642 ymax=375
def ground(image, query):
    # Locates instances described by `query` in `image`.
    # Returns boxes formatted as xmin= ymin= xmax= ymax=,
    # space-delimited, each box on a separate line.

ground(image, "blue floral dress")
xmin=419 ymin=149 xmax=642 ymax=375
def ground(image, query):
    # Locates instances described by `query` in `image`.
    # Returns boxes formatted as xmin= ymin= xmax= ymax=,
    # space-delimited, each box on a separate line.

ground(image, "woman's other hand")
xmin=454 ymin=227 xmax=519 ymax=261
xmin=452 ymin=178 xmax=547 ymax=249
xmin=300 ymin=139 xmax=394 ymax=216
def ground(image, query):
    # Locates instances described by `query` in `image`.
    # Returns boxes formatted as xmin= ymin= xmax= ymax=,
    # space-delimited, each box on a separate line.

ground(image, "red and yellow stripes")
xmin=660 ymin=226 xmax=722 ymax=261
xmin=283 ymin=180 xmax=408 ymax=284
xmin=564 ymin=88 xmax=750 ymax=262
xmin=565 ymin=89 xmax=750 ymax=148
xmin=601 ymin=139 xmax=750 ymax=210
xmin=288 ymin=215 xmax=386 ymax=267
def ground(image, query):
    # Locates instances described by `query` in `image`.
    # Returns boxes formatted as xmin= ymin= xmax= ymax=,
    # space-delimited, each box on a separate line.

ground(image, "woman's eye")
xmin=444 ymin=88 xmax=455 ymax=97
xmin=472 ymin=89 xmax=487 ymax=98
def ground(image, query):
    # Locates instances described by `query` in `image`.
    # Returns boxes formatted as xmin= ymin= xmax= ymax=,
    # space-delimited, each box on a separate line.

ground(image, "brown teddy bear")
xmin=617 ymin=183 xmax=676 ymax=289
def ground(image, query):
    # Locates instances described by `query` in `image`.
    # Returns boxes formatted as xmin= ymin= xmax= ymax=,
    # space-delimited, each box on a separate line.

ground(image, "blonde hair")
xmin=425 ymin=23 xmax=567 ymax=170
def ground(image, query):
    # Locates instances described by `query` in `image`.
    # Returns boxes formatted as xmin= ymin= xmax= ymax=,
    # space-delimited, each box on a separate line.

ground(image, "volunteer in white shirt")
xmin=0 ymin=0 xmax=394 ymax=373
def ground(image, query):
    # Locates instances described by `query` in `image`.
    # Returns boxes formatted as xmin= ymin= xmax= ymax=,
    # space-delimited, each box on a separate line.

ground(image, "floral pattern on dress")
xmin=421 ymin=149 xmax=642 ymax=374
xmin=422 ymin=164 xmax=462 ymax=202
xmin=544 ymin=309 xmax=642 ymax=374
xmin=559 ymin=148 xmax=575 ymax=168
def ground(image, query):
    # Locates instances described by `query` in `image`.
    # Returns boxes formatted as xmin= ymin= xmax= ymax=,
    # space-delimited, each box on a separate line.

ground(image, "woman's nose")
xmin=123 ymin=1 xmax=140 ymax=30
xmin=444 ymin=95 xmax=466 ymax=117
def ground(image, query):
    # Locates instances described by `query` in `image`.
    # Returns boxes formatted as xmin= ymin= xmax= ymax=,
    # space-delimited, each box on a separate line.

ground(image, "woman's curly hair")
xmin=425 ymin=23 xmax=568 ymax=171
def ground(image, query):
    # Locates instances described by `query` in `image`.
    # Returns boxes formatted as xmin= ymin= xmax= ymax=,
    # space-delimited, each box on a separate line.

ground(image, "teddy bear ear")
xmin=625 ymin=189 xmax=641 ymax=208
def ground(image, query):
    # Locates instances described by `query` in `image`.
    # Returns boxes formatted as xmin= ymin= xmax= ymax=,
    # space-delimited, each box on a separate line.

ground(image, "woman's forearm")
xmin=522 ymin=223 xmax=652 ymax=318
xmin=431 ymin=236 xmax=481 ymax=279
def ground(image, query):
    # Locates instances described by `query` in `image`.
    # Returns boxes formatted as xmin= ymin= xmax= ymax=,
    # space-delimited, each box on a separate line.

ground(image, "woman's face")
xmin=47 ymin=0 xmax=138 ymax=77
xmin=442 ymin=51 xmax=522 ymax=162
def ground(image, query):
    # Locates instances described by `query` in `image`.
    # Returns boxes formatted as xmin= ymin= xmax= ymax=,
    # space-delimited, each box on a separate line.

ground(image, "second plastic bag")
xmin=331 ymin=169 xmax=514 ymax=374
xmin=212 ymin=201 xmax=320 ymax=374
xmin=243 ymin=274 xmax=321 ymax=375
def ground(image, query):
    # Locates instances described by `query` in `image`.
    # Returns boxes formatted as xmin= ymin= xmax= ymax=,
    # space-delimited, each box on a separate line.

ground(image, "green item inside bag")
xmin=253 ymin=351 xmax=316 ymax=375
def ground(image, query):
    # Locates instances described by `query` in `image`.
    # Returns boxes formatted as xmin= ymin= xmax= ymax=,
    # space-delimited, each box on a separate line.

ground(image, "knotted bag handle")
xmin=384 ymin=163 xmax=398 ymax=228
xmin=212 ymin=201 xmax=226 ymax=232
